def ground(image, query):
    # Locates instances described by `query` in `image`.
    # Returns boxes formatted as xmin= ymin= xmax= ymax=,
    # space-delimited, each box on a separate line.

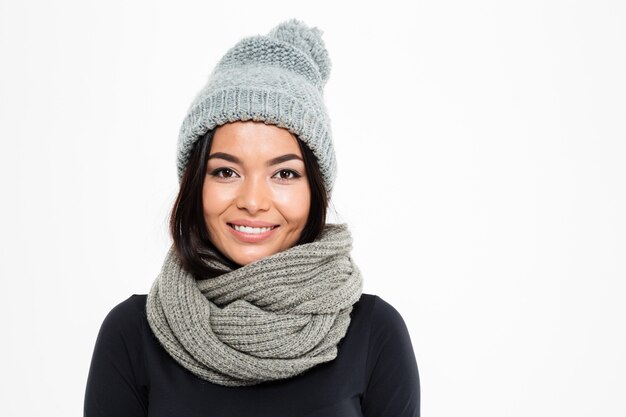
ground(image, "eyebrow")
xmin=207 ymin=152 xmax=303 ymax=166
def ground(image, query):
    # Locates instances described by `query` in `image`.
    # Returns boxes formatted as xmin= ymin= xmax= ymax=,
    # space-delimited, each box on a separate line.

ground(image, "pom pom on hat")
xmin=267 ymin=19 xmax=331 ymax=85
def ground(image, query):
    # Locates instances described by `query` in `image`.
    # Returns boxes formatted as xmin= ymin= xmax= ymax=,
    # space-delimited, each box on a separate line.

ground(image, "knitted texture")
xmin=176 ymin=19 xmax=337 ymax=194
xmin=146 ymin=223 xmax=363 ymax=386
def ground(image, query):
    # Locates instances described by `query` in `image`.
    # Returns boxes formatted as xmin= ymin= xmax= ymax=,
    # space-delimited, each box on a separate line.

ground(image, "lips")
xmin=227 ymin=221 xmax=279 ymax=243
xmin=228 ymin=219 xmax=279 ymax=228
xmin=228 ymin=223 xmax=277 ymax=234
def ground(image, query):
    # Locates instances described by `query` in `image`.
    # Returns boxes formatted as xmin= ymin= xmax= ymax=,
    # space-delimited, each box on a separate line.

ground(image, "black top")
xmin=84 ymin=293 xmax=420 ymax=417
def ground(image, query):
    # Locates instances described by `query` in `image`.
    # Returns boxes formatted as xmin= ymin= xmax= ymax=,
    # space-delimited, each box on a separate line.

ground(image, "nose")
xmin=235 ymin=175 xmax=271 ymax=214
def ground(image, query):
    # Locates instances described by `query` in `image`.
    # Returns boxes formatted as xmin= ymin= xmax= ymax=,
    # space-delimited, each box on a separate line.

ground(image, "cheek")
xmin=202 ymin=183 xmax=233 ymax=220
xmin=272 ymin=183 xmax=311 ymax=224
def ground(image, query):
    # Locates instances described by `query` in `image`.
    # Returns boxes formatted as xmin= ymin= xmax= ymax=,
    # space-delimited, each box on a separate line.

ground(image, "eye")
xmin=210 ymin=168 xmax=239 ymax=179
xmin=273 ymin=169 xmax=301 ymax=181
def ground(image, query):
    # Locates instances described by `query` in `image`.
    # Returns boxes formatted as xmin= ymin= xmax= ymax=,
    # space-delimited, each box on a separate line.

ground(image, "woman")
xmin=84 ymin=19 xmax=420 ymax=416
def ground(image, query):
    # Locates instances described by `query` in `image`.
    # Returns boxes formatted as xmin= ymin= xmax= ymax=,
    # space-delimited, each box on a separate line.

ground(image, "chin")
xmin=230 ymin=247 xmax=277 ymax=266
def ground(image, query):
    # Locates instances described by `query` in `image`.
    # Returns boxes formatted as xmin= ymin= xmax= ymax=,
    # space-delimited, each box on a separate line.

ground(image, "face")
xmin=202 ymin=120 xmax=311 ymax=266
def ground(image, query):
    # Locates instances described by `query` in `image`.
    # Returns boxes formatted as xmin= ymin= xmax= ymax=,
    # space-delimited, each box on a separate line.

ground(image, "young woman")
xmin=84 ymin=19 xmax=420 ymax=417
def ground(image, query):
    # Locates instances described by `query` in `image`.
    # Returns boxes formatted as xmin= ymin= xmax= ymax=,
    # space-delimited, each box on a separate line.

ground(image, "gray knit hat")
xmin=176 ymin=19 xmax=336 ymax=193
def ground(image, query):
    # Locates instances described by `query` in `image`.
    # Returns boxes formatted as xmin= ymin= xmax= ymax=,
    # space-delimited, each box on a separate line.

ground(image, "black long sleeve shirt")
xmin=84 ymin=293 xmax=420 ymax=416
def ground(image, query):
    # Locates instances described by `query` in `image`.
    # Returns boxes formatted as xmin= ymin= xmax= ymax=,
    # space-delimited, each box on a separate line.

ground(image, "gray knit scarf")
xmin=146 ymin=223 xmax=363 ymax=386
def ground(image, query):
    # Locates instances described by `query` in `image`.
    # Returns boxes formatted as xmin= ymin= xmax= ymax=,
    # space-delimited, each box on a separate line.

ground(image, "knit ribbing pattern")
xmin=146 ymin=223 xmax=363 ymax=386
xmin=176 ymin=19 xmax=337 ymax=194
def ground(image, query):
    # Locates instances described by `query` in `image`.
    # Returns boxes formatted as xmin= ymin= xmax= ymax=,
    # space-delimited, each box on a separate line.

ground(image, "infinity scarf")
xmin=146 ymin=223 xmax=363 ymax=386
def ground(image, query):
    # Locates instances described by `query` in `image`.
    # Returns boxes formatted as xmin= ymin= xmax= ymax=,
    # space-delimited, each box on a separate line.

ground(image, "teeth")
xmin=233 ymin=224 xmax=274 ymax=234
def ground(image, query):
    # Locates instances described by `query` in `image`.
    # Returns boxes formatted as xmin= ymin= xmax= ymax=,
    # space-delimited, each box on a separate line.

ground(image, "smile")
xmin=227 ymin=223 xmax=278 ymax=243
xmin=229 ymin=224 xmax=277 ymax=234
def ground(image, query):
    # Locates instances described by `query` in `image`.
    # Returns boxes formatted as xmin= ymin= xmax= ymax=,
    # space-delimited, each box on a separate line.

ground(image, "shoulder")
xmin=97 ymin=294 xmax=148 ymax=341
xmin=358 ymin=294 xmax=420 ymax=414
xmin=356 ymin=293 xmax=410 ymax=333
xmin=87 ymin=295 xmax=150 ymax=406
xmin=103 ymin=294 xmax=147 ymax=322
xmin=357 ymin=293 xmax=415 ymax=363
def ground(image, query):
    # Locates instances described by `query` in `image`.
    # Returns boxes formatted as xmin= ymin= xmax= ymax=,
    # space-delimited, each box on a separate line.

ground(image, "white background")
xmin=1 ymin=0 xmax=625 ymax=416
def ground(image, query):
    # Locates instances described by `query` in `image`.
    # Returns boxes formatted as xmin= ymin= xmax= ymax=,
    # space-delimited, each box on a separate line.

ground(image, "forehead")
xmin=211 ymin=121 xmax=301 ymax=156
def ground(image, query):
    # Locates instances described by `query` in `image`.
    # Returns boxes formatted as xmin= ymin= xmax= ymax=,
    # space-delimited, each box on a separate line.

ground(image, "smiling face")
xmin=202 ymin=121 xmax=311 ymax=266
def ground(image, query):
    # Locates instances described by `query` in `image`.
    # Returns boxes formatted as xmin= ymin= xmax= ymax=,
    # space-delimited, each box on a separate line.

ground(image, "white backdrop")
xmin=1 ymin=0 xmax=625 ymax=416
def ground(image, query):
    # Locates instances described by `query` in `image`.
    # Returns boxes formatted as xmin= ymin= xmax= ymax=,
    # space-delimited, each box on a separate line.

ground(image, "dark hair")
xmin=170 ymin=127 xmax=329 ymax=278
